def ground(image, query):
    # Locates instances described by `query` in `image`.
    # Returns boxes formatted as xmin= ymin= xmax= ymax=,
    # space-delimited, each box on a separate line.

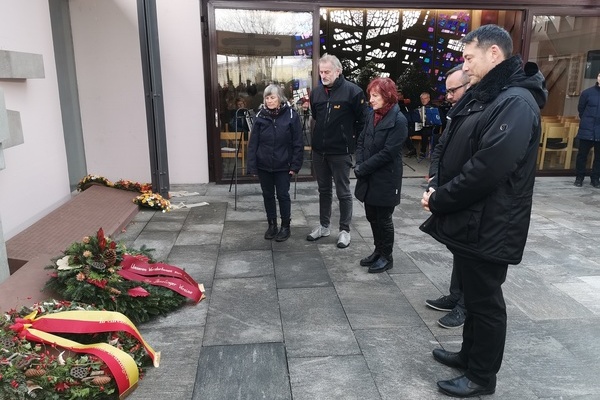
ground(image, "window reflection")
xmin=215 ymin=9 xmax=314 ymax=180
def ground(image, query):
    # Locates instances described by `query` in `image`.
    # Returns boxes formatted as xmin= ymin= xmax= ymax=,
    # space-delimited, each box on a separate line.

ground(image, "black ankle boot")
xmin=368 ymin=255 xmax=393 ymax=273
xmin=275 ymin=218 xmax=291 ymax=242
xmin=360 ymin=251 xmax=380 ymax=267
xmin=264 ymin=219 xmax=278 ymax=240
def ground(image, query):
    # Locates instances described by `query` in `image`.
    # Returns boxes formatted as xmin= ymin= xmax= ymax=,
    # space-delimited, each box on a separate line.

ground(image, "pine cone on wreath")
xmin=104 ymin=249 xmax=117 ymax=267
xmin=91 ymin=376 xmax=111 ymax=386
xmin=25 ymin=368 xmax=46 ymax=378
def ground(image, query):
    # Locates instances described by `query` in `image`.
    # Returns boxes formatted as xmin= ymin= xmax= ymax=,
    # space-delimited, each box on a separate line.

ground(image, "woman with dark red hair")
xmin=354 ymin=77 xmax=408 ymax=273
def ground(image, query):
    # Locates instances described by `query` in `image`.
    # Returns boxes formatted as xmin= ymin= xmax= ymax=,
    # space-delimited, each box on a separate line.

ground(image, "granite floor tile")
xmin=279 ymin=287 xmax=359 ymax=357
xmin=192 ymin=343 xmax=291 ymax=400
xmin=203 ymin=276 xmax=283 ymax=346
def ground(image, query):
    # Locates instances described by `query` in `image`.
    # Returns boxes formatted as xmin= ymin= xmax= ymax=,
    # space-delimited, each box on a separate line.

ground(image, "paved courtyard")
xmin=113 ymin=176 xmax=600 ymax=400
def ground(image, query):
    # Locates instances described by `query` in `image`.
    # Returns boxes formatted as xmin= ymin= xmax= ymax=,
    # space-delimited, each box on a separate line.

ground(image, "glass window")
xmin=215 ymin=9 xmax=314 ymax=181
xmin=529 ymin=15 xmax=600 ymax=171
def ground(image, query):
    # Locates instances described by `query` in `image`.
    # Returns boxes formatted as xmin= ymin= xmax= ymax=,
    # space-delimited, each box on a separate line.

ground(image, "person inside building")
xmin=415 ymin=91 xmax=442 ymax=158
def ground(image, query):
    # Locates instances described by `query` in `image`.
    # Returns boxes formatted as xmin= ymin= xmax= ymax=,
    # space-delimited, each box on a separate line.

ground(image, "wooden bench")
xmin=1 ymin=184 xmax=139 ymax=311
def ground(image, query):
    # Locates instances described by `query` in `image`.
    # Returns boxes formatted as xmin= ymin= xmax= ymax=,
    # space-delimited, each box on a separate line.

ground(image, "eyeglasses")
xmin=446 ymin=83 xmax=468 ymax=96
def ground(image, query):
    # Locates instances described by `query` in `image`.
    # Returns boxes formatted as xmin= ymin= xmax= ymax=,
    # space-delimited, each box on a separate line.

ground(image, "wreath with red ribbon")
xmin=45 ymin=228 xmax=204 ymax=324
xmin=0 ymin=300 xmax=158 ymax=400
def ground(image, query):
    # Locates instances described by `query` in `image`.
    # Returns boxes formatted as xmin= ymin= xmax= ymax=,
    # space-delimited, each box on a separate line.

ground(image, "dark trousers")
xmin=448 ymin=260 xmax=466 ymax=313
xmin=416 ymin=127 xmax=436 ymax=155
xmin=312 ymin=152 xmax=353 ymax=232
xmin=364 ymin=204 xmax=395 ymax=258
xmin=257 ymin=170 xmax=291 ymax=220
xmin=575 ymin=139 xmax=600 ymax=181
xmin=454 ymin=253 xmax=508 ymax=387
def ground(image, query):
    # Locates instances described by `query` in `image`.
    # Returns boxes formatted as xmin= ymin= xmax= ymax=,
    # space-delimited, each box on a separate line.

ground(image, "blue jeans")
xmin=257 ymin=170 xmax=291 ymax=220
xmin=312 ymin=152 xmax=353 ymax=232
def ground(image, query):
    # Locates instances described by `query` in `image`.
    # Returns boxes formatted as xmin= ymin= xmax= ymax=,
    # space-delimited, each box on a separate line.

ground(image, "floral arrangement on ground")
xmin=77 ymin=174 xmax=171 ymax=212
xmin=0 ymin=300 xmax=154 ymax=400
xmin=44 ymin=228 xmax=200 ymax=325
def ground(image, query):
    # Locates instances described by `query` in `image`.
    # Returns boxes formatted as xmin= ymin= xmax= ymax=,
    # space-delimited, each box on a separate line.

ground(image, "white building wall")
xmin=70 ymin=0 xmax=151 ymax=183
xmin=0 ymin=1 xmax=71 ymax=239
xmin=0 ymin=0 xmax=209 ymax=241
xmin=70 ymin=0 xmax=208 ymax=185
xmin=156 ymin=0 xmax=208 ymax=184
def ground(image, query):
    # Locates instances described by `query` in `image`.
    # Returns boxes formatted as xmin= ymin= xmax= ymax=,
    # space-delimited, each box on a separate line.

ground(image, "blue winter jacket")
xmin=576 ymin=83 xmax=600 ymax=142
xmin=246 ymin=104 xmax=303 ymax=174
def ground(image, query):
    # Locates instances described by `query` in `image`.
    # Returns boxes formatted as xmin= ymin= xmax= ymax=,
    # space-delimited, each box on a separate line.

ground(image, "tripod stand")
xmin=228 ymin=108 xmax=252 ymax=210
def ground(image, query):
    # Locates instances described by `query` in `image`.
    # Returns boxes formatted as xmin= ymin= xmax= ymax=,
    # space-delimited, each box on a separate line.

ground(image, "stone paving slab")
xmin=279 ymin=287 xmax=359 ymax=357
xmin=273 ymin=249 xmax=332 ymax=288
xmin=203 ymin=276 xmax=283 ymax=346
xmin=193 ymin=343 xmax=291 ymax=400
xmin=288 ymin=355 xmax=380 ymax=400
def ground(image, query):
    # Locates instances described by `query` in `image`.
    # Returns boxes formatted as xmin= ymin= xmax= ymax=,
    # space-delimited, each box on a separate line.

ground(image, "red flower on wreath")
xmin=55 ymin=382 xmax=70 ymax=392
xmin=87 ymin=278 xmax=107 ymax=289
xmin=97 ymin=228 xmax=106 ymax=251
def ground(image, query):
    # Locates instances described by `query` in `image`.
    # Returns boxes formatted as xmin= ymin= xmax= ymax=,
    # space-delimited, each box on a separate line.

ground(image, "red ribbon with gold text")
xmin=118 ymin=255 xmax=203 ymax=302
xmin=10 ymin=310 xmax=160 ymax=399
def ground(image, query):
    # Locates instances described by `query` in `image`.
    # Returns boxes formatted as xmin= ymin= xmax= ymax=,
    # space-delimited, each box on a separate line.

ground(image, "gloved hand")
xmin=353 ymin=164 xmax=363 ymax=178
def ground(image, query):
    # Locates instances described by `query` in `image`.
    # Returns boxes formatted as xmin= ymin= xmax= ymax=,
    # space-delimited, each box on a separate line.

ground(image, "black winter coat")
xmin=246 ymin=104 xmax=303 ymax=174
xmin=310 ymin=75 xmax=367 ymax=155
xmin=576 ymin=83 xmax=600 ymax=142
xmin=420 ymin=56 xmax=548 ymax=265
xmin=354 ymin=104 xmax=407 ymax=207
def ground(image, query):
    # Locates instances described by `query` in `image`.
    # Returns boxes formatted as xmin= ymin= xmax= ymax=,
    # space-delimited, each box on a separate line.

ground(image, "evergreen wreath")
xmin=44 ymin=228 xmax=188 ymax=324
xmin=76 ymin=174 xmax=171 ymax=212
xmin=0 ymin=300 xmax=153 ymax=400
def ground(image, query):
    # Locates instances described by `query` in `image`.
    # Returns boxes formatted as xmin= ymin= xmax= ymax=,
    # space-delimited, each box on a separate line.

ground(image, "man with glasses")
xmin=425 ymin=64 xmax=470 ymax=330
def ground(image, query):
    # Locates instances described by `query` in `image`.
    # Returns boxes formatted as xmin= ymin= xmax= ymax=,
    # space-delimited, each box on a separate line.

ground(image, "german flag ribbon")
xmin=118 ymin=255 xmax=203 ymax=302
xmin=10 ymin=310 xmax=160 ymax=399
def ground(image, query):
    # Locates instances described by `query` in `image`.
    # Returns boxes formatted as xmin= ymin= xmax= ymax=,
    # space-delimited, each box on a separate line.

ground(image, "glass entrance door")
xmin=212 ymin=7 xmax=316 ymax=183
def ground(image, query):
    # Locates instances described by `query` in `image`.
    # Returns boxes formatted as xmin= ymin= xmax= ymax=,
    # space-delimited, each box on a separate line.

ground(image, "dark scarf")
xmin=264 ymin=103 xmax=285 ymax=119
xmin=374 ymin=102 xmax=394 ymax=126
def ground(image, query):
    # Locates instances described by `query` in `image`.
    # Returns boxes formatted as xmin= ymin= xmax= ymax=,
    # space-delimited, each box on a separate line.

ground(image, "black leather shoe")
xmin=437 ymin=375 xmax=495 ymax=398
xmin=592 ymin=180 xmax=600 ymax=188
xmin=360 ymin=251 xmax=380 ymax=267
xmin=432 ymin=348 xmax=467 ymax=369
xmin=574 ymin=178 xmax=583 ymax=187
xmin=368 ymin=256 xmax=393 ymax=273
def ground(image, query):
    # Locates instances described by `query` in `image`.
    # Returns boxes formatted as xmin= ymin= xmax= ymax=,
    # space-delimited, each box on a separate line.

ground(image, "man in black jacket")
xmin=420 ymin=24 xmax=547 ymax=397
xmin=307 ymin=54 xmax=367 ymax=248
xmin=425 ymin=64 xmax=470 ymax=330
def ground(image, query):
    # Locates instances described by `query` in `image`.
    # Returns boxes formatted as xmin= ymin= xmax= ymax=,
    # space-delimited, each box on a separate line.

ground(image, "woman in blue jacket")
xmin=247 ymin=84 xmax=303 ymax=241
xmin=574 ymin=71 xmax=600 ymax=188
xmin=354 ymin=77 xmax=407 ymax=273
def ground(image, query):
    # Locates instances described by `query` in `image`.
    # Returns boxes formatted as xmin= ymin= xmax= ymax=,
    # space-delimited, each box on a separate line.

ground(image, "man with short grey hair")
xmin=307 ymin=54 xmax=367 ymax=248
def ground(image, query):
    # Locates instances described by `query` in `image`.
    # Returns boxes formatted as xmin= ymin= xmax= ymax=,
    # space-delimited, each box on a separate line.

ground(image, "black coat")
xmin=310 ymin=75 xmax=367 ymax=155
xmin=354 ymin=104 xmax=407 ymax=207
xmin=246 ymin=104 xmax=303 ymax=174
xmin=420 ymin=56 xmax=548 ymax=265
xmin=576 ymin=83 xmax=600 ymax=142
